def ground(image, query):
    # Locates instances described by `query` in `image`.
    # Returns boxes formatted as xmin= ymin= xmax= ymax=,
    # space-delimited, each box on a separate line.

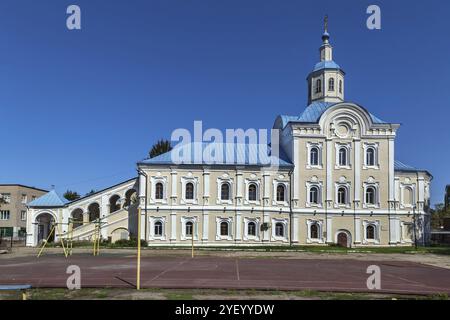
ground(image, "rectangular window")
xmin=21 ymin=194 xmax=27 ymax=204
xmin=0 ymin=210 xmax=11 ymax=220
xmin=1 ymin=193 xmax=11 ymax=204
xmin=31 ymin=195 xmax=37 ymax=201
xmin=21 ymin=210 xmax=27 ymax=221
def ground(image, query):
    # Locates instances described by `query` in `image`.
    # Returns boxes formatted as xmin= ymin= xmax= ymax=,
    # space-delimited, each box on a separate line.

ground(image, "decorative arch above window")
xmin=363 ymin=143 xmax=379 ymax=169
xmin=307 ymin=142 xmax=323 ymax=169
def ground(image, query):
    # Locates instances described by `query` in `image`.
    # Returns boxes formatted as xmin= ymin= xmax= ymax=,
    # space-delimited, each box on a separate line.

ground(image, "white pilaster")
xmin=202 ymin=211 xmax=209 ymax=241
xmin=293 ymin=138 xmax=300 ymax=203
xmin=326 ymin=215 xmax=333 ymax=242
xmin=354 ymin=140 xmax=361 ymax=203
xmin=235 ymin=212 xmax=242 ymax=240
xmin=326 ymin=139 xmax=333 ymax=203
xmin=171 ymin=170 xmax=178 ymax=198
xmin=388 ymin=138 xmax=395 ymax=202
xmin=292 ymin=214 xmax=299 ymax=243
xmin=170 ymin=212 xmax=177 ymax=241
xmin=354 ymin=216 xmax=361 ymax=243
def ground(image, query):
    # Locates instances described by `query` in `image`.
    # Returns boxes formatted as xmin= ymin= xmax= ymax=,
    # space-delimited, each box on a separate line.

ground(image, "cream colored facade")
xmin=26 ymin=27 xmax=432 ymax=248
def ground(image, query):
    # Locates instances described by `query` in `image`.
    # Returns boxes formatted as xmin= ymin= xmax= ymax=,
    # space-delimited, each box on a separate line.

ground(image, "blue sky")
xmin=0 ymin=0 xmax=448 ymax=205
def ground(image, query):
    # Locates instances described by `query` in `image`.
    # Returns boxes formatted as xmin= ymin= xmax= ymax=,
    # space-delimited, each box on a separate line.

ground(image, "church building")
xmin=26 ymin=24 xmax=432 ymax=248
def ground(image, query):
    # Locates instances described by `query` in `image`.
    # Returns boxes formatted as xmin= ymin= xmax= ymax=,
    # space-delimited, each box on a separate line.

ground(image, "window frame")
xmin=328 ymin=77 xmax=335 ymax=91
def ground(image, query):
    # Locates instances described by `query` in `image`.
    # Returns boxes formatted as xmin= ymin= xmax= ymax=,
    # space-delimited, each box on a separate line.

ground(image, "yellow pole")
xmin=57 ymin=223 xmax=68 ymax=258
xmin=191 ymin=233 xmax=194 ymax=258
xmin=137 ymin=207 xmax=141 ymax=290
xmin=37 ymin=224 xmax=56 ymax=258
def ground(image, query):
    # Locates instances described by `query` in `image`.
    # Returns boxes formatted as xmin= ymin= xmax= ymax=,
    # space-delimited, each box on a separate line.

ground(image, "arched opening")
xmin=109 ymin=194 xmax=121 ymax=213
xmin=366 ymin=225 xmax=375 ymax=240
xmin=221 ymin=183 xmax=230 ymax=201
xmin=310 ymin=223 xmax=319 ymax=239
xmin=155 ymin=183 xmax=164 ymax=200
xmin=88 ymin=203 xmax=100 ymax=222
xmin=154 ymin=221 xmax=163 ymax=236
xmin=404 ymin=187 xmax=414 ymax=206
xmin=36 ymin=213 xmax=55 ymax=244
xmin=275 ymin=223 xmax=285 ymax=237
xmin=309 ymin=186 xmax=319 ymax=204
xmin=315 ymin=79 xmax=322 ymax=93
xmin=338 ymin=187 xmax=347 ymax=205
xmin=366 ymin=148 xmax=375 ymax=166
xmin=328 ymin=77 xmax=335 ymax=91
xmin=337 ymin=231 xmax=350 ymax=247
xmin=185 ymin=221 xmax=193 ymax=237
xmin=338 ymin=147 xmax=348 ymax=166
xmin=366 ymin=187 xmax=376 ymax=205
xmin=248 ymin=184 xmax=257 ymax=201
xmin=220 ymin=221 xmax=229 ymax=236
xmin=276 ymin=184 xmax=285 ymax=202
xmin=124 ymin=189 xmax=137 ymax=208
xmin=71 ymin=208 xmax=83 ymax=229
xmin=185 ymin=183 xmax=194 ymax=200
xmin=310 ymin=147 xmax=319 ymax=166
xmin=247 ymin=221 xmax=256 ymax=236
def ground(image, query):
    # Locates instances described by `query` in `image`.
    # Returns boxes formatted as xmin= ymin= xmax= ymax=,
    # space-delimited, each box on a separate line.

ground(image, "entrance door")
xmin=337 ymin=232 xmax=348 ymax=247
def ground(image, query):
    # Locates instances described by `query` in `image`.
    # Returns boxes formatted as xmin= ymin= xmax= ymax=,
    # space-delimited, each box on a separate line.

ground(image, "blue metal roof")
xmin=276 ymin=101 xmax=387 ymax=129
xmin=394 ymin=160 xmax=419 ymax=172
xmin=28 ymin=190 xmax=68 ymax=207
xmin=312 ymin=60 xmax=341 ymax=72
xmin=139 ymin=142 xmax=293 ymax=167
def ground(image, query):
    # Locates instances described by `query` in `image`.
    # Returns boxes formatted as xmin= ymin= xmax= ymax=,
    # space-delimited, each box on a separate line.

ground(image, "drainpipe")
xmin=137 ymin=168 xmax=148 ymax=241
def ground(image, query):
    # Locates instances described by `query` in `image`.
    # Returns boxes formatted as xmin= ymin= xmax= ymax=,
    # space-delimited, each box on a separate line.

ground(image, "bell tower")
xmin=307 ymin=16 xmax=345 ymax=105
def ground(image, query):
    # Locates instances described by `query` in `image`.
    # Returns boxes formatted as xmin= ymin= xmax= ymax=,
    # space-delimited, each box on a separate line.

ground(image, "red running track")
xmin=1 ymin=253 xmax=449 ymax=295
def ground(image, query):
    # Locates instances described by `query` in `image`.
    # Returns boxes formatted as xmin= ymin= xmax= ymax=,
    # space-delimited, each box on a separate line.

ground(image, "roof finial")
xmin=324 ymin=14 xmax=328 ymax=33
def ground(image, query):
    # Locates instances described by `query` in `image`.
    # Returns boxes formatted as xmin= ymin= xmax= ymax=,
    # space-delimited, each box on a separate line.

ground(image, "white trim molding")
xmin=180 ymin=174 xmax=199 ymax=205
xmin=363 ymin=179 xmax=380 ymax=209
xmin=305 ymin=177 xmax=323 ymax=208
xmin=216 ymin=174 xmax=234 ymax=205
xmin=244 ymin=177 xmax=261 ymax=205
xmin=334 ymin=142 xmax=352 ymax=169
xmin=362 ymin=220 xmax=380 ymax=244
xmin=271 ymin=218 xmax=288 ymax=242
xmin=306 ymin=219 xmax=325 ymax=244
xmin=363 ymin=142 xmax=380 ymax=169
xmin=150 ymin=175 xmax=168 ymax=204
xmin=306 ymin=142 xmax=323 ymax=169
xmin=243 ymin=217 xmax=261 ymax=241
xmin=216 ymin=217 xmax=233 ymax=240
xmin=334 ymin=179 xmax=351 ymax=209
xmin=400 ymin=182 xmax=416 ymax=209
xmin=149 ymin=216 xmax=166 ymax=241
xmin=272 ymin=178 xmax=289 ymax=207
xmin=180 ymin=216 xmax=198 ymax=241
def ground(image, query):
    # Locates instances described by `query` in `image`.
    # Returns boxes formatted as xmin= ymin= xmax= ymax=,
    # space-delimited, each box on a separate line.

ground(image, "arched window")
xmin=366 ymin=225 xmax=375 ymax=240
xmin=248 ymin=184 xmax=257 ymax=201
xmin=154 ymin=221 xmax=163 ymax=236
xmin=155 ymin=183 xmax=164 ymax=200
xmin=315 ymin=79 xmax=322 ymax=93
xmin=339 ymin=80 xmax=343 ymax=93
xmin=310 ymin=147 xmax=319 ymax=166
xmin=310 ymin=223 xmax=319 ymax=239
xmin=275 ymin=223 xmax=284 ymax=237
xmin=220 ymin=222 xmax=229 ymax=236
xmin=366 ymin=187 xmax=376 ymax=205
xmin=185 ymin=182 xmax=194 ymax=200
xmin=338 ymin=187 xmax=347 ymax=205
xmin=221 ymin=183 xmax=230 ymax=200
xmin=366 ymin=148 xmax=375 ymax=166
xmin=404 ymin=187 xmax=414 ymax=206
xmin=185 ymin=221 xmax=193 ymax=237
xmin=276 ymin=184 xmax=285 ymax=202
xmin=247 ymin=222 xmax=256 ymax=236
xmin=309 ymin=186 xmax=319 ymax=204
xmin=328 ymin=77 xmax=335 ymax=91
xmin=338 ymin=147 xmax=348 ymax=166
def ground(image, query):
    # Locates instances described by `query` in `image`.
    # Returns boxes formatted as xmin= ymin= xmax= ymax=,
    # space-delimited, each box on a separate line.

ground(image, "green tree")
xmin=63 ymin=190 xmax=81 ymax=201
xmin=431 ymin=203 xmax=450 ymax=229
xmin=85 ymin=190 xmax=97 ymax=196
xmin=149 ymin=139 xmax=172 ymax=159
